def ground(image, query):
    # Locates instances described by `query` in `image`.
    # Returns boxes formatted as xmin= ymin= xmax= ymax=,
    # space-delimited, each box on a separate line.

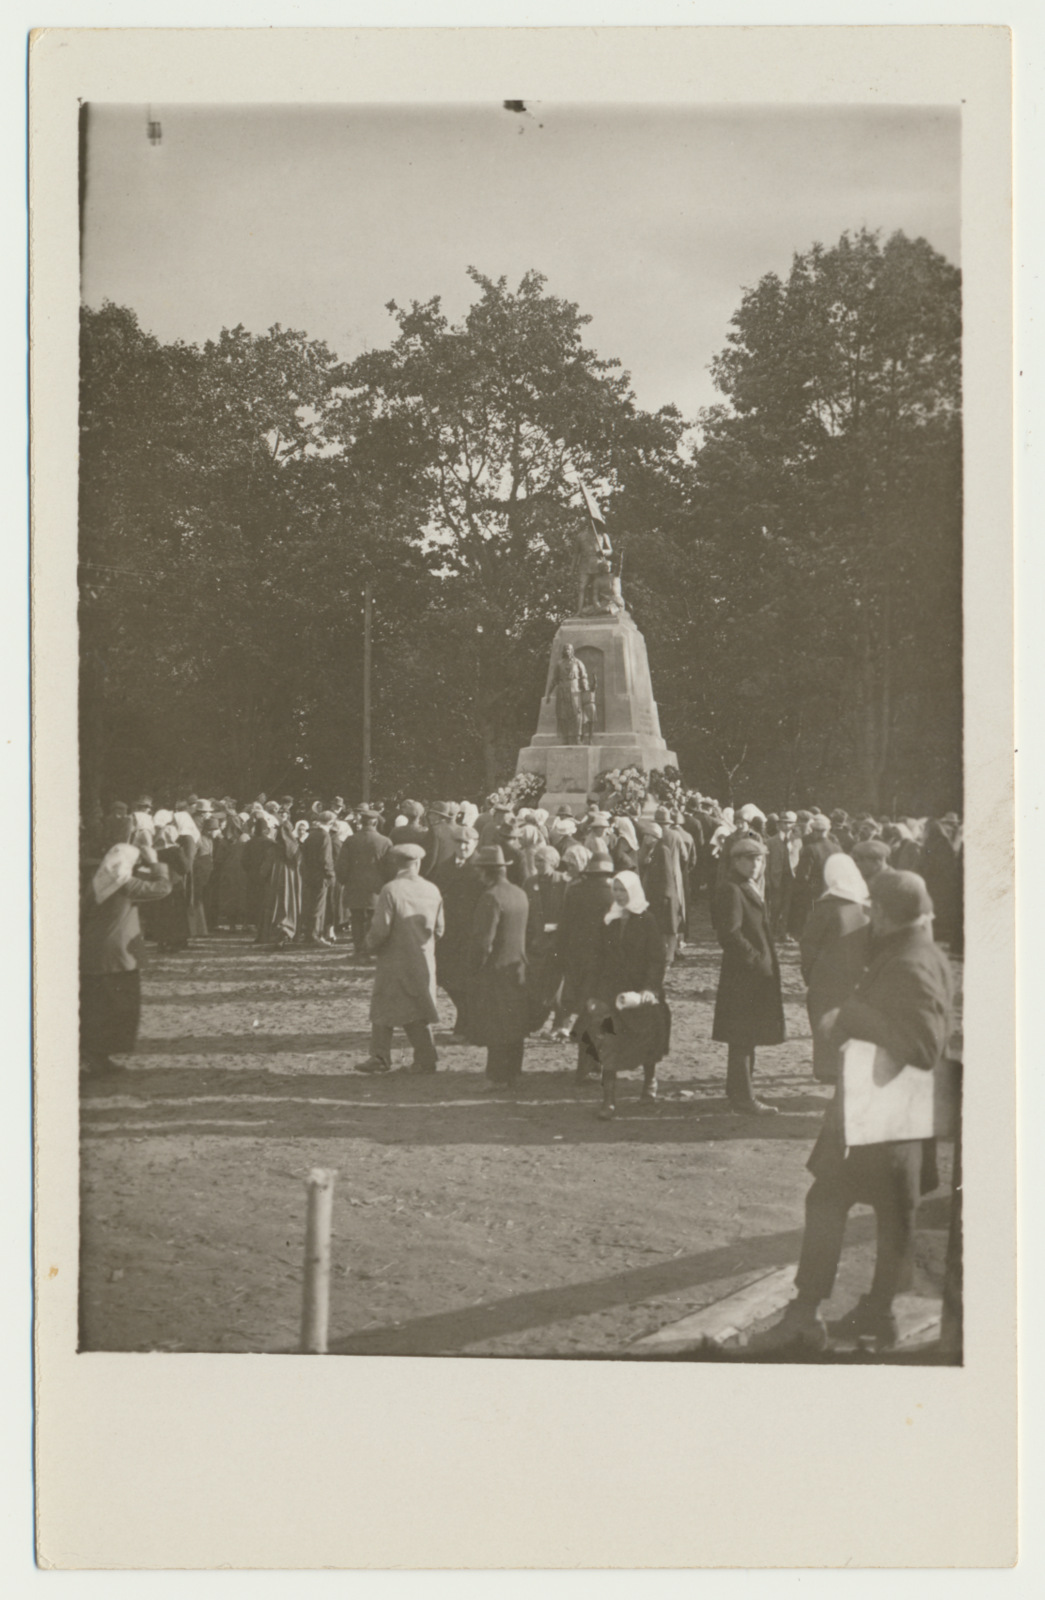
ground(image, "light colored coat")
xmin=366 ymin=872 xmax=445 ymax=1026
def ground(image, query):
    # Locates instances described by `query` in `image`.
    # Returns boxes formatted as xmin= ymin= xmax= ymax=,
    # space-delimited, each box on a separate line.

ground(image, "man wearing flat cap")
xmin=852 ymin=837 xmax=891 ymax=891
xmin=356 ymin=842 xmax=445 ymax=1074
xmin=754 ymin=869 xmax=955 ymax=1353
xmin=466 ymin=845 xmax=530 ymax=1090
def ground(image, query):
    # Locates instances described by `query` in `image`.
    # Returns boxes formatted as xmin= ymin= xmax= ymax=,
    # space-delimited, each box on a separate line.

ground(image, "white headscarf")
xmin=173 ymin=809 xmax=201 ymax=843
xmin=822 ymin=851 xmax=871 ymax=905
xmin=560 ymin=842 xmax=591 ymax=877
xmin=91 ymin=843 xmax=140 ymax=905
xmin=613 ymin=815 xmax=639 ymax=852
xmin=605 ymin=870 xmax=650 ymax=921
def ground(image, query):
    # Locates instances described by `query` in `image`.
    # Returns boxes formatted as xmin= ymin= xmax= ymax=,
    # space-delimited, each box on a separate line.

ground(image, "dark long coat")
xmin=585 ymin=910 xmax=671 ymax=1071
xmin=141 ymin=841 xmax=193 ymax=948
xmin=335 ymin=826 xmax=393 ymax=909
xmin=640 ymin=838 xmax=684 ymax=937
xmin=832 ymin=924 xmax=954 ymax=1073
xmin=301 ymin=826 xmax=335 ymax=883
xmin=921 ymin=822 xmax=963 ymax=945
xmin=431 ymin=857 xmax=484 ymax=1003
xmin=556 ymin=873 xmax=616 ymax=1014
xmin=466 ymin=875 xmax=529 ymax=1046
xmin=524 ymin=869 xmax=569 ymax=1029
xmin=809 ymin=924 xmax=955 ymax=1194
xmin=799 ymin=895 xmax=871 ymax=1081
xmin=711 ymin=877 xmax=786 ymax=1046
xmin=422 ymin=819 xmax=459 ymax=881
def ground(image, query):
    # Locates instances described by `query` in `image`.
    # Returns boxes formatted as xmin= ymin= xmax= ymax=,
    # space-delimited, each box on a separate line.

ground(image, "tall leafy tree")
xmin=683 ymin=228 xmax=962 ymax=809
xmin=79 ymin=302 xmax=431 ymax=809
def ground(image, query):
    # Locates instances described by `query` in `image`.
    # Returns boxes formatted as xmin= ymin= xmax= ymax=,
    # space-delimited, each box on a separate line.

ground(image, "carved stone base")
xmin=515 ymin=610 xmax=677 ymax=813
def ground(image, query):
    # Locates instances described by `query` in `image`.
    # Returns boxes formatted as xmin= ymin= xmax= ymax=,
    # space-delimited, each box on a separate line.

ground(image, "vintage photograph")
xmin=76 ymin=99 xmax=966 ymax=1363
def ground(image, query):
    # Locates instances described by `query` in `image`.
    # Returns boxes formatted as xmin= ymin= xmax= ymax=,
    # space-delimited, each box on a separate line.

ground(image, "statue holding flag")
xmin=572 ymin=482 xmax=615 ymax=616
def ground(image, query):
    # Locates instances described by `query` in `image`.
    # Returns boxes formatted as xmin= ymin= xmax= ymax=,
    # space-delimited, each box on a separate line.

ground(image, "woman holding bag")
xmin=580 ymin=870 xmax=671 ymax=1120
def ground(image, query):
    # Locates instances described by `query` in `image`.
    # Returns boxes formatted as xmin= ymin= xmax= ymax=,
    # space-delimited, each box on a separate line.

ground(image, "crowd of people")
xmin=80 ymin=785 xmax=963 ymax=1352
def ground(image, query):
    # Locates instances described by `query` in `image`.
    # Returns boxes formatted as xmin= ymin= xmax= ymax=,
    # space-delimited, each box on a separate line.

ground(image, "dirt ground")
xmin=79 ymin=908 xmax=956 ymax=1357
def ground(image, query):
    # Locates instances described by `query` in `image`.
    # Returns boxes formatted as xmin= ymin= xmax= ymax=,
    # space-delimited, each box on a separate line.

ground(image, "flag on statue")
xmin=579 ymin=482 xmax=607 ymax=529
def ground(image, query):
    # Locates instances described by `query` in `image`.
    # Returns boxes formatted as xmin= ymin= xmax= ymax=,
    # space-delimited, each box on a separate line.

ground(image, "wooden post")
xmin=300 ymin=1168 xmax=336 ymax=1354
xmin=362 ymin=581 xmax=372 ymax=803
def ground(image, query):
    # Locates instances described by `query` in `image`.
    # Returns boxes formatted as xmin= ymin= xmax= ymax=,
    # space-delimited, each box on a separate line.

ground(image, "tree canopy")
xmin=79 ymin=231 xmax=962 ymax=817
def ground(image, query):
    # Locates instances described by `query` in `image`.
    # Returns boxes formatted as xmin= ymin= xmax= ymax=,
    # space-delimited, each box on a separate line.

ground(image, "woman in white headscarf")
xmin=610 ymin=814 xmax=640 ymax=873
xmin=799 ymin=850 xmax=872 ymax=1083
xmin=559 ymin=841 xmax=591 ymax=881
xmin=81 ymin=842 xmax=172 ymax=1075
xmin=580 ymin=870 xmax=671 ymax=1120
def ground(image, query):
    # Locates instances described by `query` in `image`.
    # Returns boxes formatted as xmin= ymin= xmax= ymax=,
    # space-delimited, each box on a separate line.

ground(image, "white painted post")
xmin=300 ymin=1168 xmax=336 ymax=1354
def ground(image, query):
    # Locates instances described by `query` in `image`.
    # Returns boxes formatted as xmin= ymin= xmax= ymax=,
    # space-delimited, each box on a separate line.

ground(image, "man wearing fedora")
xmin=356 ymin=843 xmax=444 ymax=1075
xmin=466 ymin=845 xmax=530 ymax=1091
xmin=423 ymin=801 xmax=459 ymax=880
xmin=390 ymin=799 xmax=430 ymax=851
xmin=335 ymin=806 xmax=393 ymax=957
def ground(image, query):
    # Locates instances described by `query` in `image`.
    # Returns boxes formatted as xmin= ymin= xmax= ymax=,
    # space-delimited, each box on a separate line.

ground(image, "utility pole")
xmin=361 ymin=581 xmax=372 ymax=802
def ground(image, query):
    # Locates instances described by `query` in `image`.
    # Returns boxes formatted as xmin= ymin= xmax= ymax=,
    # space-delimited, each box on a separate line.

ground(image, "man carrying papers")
xmin=753 ymin=869 xmax=955 ymax=1354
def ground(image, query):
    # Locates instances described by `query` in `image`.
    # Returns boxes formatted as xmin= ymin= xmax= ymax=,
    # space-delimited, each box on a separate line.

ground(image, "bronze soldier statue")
xmin=573 ymin=519 xmax=613 ymax=615
xmin=551 ymin=644 xmax=590 ymax=744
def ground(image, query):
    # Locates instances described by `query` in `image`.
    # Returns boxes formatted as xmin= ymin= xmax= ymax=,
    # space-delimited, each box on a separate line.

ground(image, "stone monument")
xmin=515 ymin=498 xmax=677 ymax=814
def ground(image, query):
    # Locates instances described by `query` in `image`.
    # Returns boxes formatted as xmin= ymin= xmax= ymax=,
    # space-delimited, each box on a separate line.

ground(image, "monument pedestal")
xmin=515 ymin=610 xmax=677 ymax=814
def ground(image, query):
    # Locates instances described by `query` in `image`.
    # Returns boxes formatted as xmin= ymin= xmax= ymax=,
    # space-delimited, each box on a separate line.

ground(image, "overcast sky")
xmin=82 ymin=103 xmax=960 ymax=420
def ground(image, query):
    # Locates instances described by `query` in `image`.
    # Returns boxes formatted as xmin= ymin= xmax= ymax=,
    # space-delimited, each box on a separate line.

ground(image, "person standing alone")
xmin=711 ymin=835 xmax=786 ymax=1115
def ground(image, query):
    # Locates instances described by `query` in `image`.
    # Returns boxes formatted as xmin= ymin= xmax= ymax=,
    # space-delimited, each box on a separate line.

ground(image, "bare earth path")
xmin=79 ymin=911 xmax=954 ymax=1356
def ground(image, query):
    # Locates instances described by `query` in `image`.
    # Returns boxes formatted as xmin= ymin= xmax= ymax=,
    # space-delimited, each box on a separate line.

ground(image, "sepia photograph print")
xmin=76 ymin=96 xmax=966 ymax=1364
xmin=31 ymin=23 xmax=1016 ymax=1572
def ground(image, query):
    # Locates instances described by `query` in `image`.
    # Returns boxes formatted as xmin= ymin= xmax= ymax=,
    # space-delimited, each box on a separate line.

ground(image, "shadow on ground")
xmin=80 ymin=1063 xmax=831 ymax=1147
xmin=319 ymin=1195 xmax=952 ymax=1356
